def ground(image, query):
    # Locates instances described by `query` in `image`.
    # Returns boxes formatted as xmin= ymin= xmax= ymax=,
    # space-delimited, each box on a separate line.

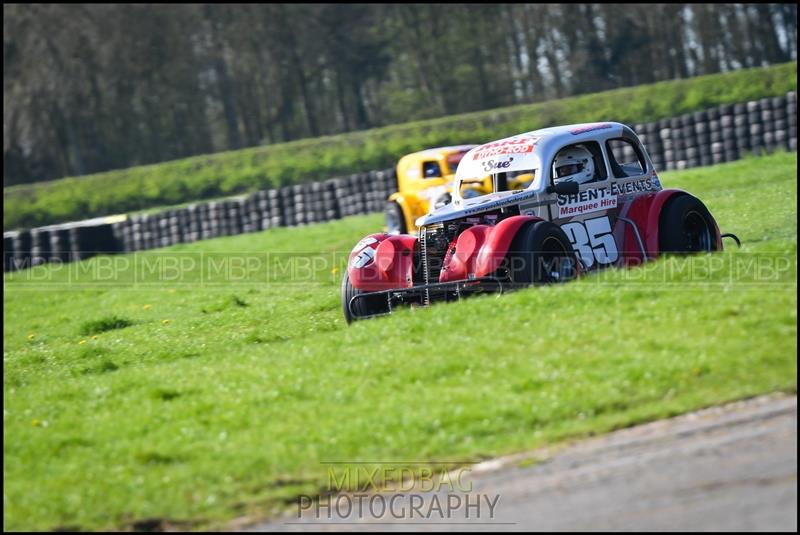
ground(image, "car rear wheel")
xmin=385 ymin=201 xmax=407 ymax=235
xmin=505 ymin=221 xmax=578 ymax=286
xmin=659 ymin=195 xmax=718 ymax=254
xmin=341 ymin=272 xmax=390 ymax=323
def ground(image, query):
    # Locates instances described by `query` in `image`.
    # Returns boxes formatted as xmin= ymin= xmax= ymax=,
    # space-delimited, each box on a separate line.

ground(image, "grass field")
xmin=3 ymin=152 xmax=797 ymax=531
xmin=4 ymin=61 xmax=796 ymax=230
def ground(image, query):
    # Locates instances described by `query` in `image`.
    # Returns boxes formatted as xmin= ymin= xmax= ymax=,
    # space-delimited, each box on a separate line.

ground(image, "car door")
xmin=549 ymin=140 xmax=621 ymax=272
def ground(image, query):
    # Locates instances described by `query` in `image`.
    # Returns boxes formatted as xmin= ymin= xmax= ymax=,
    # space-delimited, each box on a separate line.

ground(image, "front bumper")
xmin=348 ymin=276 xmax=510 ymax=320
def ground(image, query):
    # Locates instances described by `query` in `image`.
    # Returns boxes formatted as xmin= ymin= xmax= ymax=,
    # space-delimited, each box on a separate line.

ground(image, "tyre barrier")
xmin=4 ymin=92 xmax=797 ymax=272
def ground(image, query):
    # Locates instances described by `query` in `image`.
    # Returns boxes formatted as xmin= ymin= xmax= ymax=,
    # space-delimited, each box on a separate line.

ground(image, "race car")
xmin=384 ymin=145 xmax=490 ymax=235
xmin=343 ymin=122 xmax=739 ymax=323
xmin=384 ymin=146 xmax=534 ymax=235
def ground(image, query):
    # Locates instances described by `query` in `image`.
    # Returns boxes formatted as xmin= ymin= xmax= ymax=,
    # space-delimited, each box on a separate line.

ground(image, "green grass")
xmin=3 ymin=152 xmax=797 ymax=531
xmin=4 ymin=61 xmax=797 ymax=231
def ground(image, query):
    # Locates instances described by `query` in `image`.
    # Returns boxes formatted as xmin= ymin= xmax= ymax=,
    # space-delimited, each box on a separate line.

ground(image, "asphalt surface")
xmin=244 ymin=394 xmax=797 ymax=532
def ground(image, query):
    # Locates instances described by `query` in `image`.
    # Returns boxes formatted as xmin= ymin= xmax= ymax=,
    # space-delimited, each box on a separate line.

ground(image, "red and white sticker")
xmin=350 ymin=237 xmax=379 ymax=269
xmin=471 ymin=135 xmax=540 ymax=160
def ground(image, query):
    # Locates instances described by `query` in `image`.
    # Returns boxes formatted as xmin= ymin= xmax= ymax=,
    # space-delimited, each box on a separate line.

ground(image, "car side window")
xmin=422 ymin=161 xmax=442 ymax=179
xmin=605 ymin=138 xmax=647 ymax=178
xmin=550 ymin=141 xmax=607 ymax=185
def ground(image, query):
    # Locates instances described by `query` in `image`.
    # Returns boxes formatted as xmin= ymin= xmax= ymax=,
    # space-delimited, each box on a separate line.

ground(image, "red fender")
xmin=439 ymin=225 xmax=492 ymax=283
xmin=475 ymin=216 xmax=544 ymax=278
xmin=347 ymin=233 xmax=417 ymax=291
xmin=630 ymin=189 xmax=722 ymax=259
xmin=643 ymin=189 xmax=688 ymax=257
xmin=617 ymin=192 xmax=658 ymax=265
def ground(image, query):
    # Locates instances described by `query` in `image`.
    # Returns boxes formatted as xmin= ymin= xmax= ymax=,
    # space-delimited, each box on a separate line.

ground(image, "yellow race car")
xmin=385 ymin=146 xmax=533 ymax=234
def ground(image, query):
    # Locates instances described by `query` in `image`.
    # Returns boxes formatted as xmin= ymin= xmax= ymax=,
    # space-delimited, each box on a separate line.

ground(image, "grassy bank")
xmin=3 ymin=152 xmax=797 ymax=530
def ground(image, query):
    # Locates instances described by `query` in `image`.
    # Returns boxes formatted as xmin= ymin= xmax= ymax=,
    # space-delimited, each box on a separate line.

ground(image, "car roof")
xmin=455 ymin=122 xmax=630 ymax=180
xmin=404 ymin=145 xmax=478 ymax=159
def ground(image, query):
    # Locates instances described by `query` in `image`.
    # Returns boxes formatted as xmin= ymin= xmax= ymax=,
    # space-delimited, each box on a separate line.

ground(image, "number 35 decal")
xmin=561 ymin=216 xmax=619 ymax=269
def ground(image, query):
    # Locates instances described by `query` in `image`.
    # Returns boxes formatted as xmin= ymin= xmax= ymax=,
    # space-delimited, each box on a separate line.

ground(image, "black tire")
xmin=659 ymin=195 xmax=718 ymax=254
xmin=504 ymin=221 xmax=578 ymax=286
xmin=384 ymin=201 xmax=407 ymax=235
xmin=342 ymin=272 xmax=390 ymax=324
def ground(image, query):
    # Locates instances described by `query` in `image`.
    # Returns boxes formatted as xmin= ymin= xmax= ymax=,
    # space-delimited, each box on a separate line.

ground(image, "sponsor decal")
xmin=557 ymin=188 xmax=617 ymax=217
xmin=351 ymin=236 xmax=378 ymax=254
xmin=351 ymin=246 xmax=376 ymax=269
xmin=609 ymin=177 xmax=657 ymax=196
xmin=569 ymin=123 xmax=613 ymax=135
xmin=481 ymin=157 xmax=514 ymax=173
xmin=562 ymin=215 xmax=619 ymax=269
xmin=471 ymin=135 xmax=539 ymax=160
xmin=557 ymin=178 xmax=657 ymax=217
xmin=461 ymin=190 xmax=539 ymax=216
xmin=651 ymin=170 xmax=662 ymax=190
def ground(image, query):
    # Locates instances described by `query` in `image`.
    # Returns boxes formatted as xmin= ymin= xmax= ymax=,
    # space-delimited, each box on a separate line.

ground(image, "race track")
xmin=246 ymin=394 xmax=797 ymax=531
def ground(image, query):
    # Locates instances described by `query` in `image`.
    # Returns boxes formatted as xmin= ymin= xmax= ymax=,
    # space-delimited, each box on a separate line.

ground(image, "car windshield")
xmin=458 ymin=169 xmax=537 ymax=200
xmin=445 ymin=150 xmax=470 ymax=174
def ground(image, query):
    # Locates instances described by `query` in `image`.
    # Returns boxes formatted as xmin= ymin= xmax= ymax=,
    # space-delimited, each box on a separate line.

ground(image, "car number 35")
xmin=561 ymin=215 xmax=619 ymax=269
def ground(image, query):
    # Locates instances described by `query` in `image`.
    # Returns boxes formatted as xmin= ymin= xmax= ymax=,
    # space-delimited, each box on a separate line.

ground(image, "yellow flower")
xmin=79 ymin=339 xmax=87 ymax=345
xmin=143 ymin=304 xmax=152 ymax=310
xmin=162 ymin=319 xmax=171 ymax=325
xmin=91 ymin=335 xmax=98 ymax=340
xmin=27 ymin=334 xmax=35 ymax=341
xmin=331 ymin=267 xmax=339 ymax=275
xmin=31 ymin=419 xmax=41 ymax=427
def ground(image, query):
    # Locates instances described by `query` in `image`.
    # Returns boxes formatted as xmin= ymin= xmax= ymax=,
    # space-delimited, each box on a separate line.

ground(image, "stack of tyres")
xmin=68 ymin=225 xmax=88 ymax=261
xmin=157 ymin=212 xmax=171 ymax=248
xmin=69 ymin=222 xmax=120 ymax=260
xmin=771 ymin=95 xmax=788 ymax=150
xmin=231 ymin=200 xmax=244 ymax=236
xmin=30 ymin=228 xmax=52 ymax=266
xmin=50 ymin=226 xmax=72 ymax=263
xmin=137 ymin=214 xmax=151 ymax=250
xmin=280 ymin=187 xmax=295 ymax=227
xmin=309 ymin=182 xmax=325 ymax=224
xmin=111 ymin=219 xmax=131 ymax=253
xmin=727 ymin=103 xmax=747 ymax=162
xmin=207 ymin=202 xmax=223 ymax=239
xmin=241 ymin=195 xmax=261 ymax=234
xmin=268 ymin=189 xmax=283 ymax=228
xmin=254 ymin=190 xmax=271 ymax=230
xmin=667 ymin=117 xmax=683 ymax=170
xmin=747 ymin=100 xmax=764 ymax=155
xmin=3 ymin=233 xmax=15 ymax=272
xmin=12 ymin=230 xmax=32 ymax=270
xmin=172 ymin=210 xmax=186 ymax=245
xmin=185 ymin=205 xmax=200 ymax=244
xmin=657 ymin=119 xmax=673 ymax=171
xmin=355 ymin=173 xmax=369 ymax=215
xmin=759 ymin=97 xmax=776 ymax=153
xmin=332 ymin=178 xmax=352 ymax=217
xmin=642 ymin=123 xmax=664 ymax=170
xmin=198 ymin=203 xmax=212 ymax=241
xmin=321 ymin=179 xmax=340 ymax=222
xmin=788 ymin=91 xmax=797 ymax=151
xmin=692 ymin=111 xmax=711 ymax=167
xmin=708 ymin=106 xmax=728 ymax=165
xmin=680 ymin=113 xmax=696 ymax=169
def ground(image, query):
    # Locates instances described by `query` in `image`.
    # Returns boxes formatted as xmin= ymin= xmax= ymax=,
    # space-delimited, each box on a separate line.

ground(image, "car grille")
xmin=420 ymin=224 xmax=448 ymax=304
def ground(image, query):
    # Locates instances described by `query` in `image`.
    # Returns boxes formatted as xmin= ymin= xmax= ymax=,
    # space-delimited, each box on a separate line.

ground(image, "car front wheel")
xmin=384 ymin=201 xmax=407 ymax=235
xmin=505 ymin=220 xmax=579 ymax=287
xmin=341 ymin=272 xmax=390 ymax=323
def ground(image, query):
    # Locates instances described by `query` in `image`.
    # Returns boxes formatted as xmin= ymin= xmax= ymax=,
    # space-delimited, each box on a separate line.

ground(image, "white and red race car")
xmin=342 ymin=122 xmax=739 ymax=322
